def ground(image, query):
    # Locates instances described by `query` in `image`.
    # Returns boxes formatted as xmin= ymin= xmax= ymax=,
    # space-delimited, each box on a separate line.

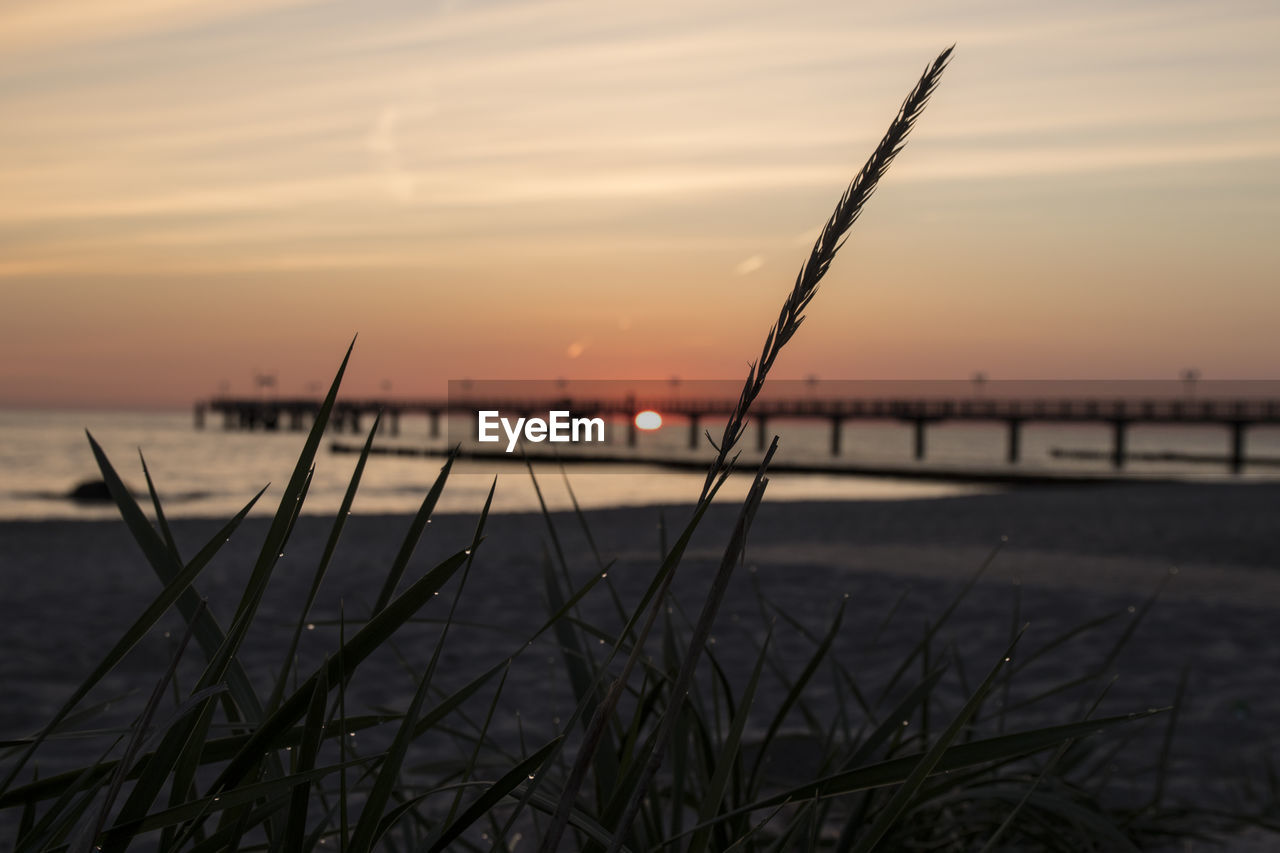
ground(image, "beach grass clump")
xmin=0 ymin=47 xmax=1247 ymax=851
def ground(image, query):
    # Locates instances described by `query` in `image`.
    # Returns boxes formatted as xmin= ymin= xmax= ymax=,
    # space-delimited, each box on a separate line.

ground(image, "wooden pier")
xmin=195 ymin=395 xmax=1280 ymax=473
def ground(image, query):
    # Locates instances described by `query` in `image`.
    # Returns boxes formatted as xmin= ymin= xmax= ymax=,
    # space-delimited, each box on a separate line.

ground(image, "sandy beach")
xmin=2 ymin=480 xmax=1278 ymax=848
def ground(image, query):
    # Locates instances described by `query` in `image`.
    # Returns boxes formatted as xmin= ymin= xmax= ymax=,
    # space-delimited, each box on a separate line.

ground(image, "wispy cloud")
xmin=366 ymin=106 xmax=419 ymax=202
xmin=5 ymin=0 xmax=1278 ymax=236
xmin=0 ymin=0 xmax=319 ymax=54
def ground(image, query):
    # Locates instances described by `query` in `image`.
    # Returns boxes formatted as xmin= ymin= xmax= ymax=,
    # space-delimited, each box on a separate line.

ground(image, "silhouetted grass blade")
xmin=95 ymin=759 xmax=372 ymax=844
xmin=688 ymin=626 xmax=772 ymax=853
xmin=372 ymin=450 xmax=457 ymax=616
xmin=428 ymin=739 xmax=565 ymax=853
xmin=0 ymin=474 xmax=264 ymax=797
xmin=281 ymin=662 xmax=329 ymax=853
xmin=73 ymin=600 xmax=204 ymax=853
xmin=848 ymin=631 xmax=1027 ymax=853
xmin=85 ymin=431 xmax=266 ymax=725
xmin=209 ymin=547 xmax=473 ymax=794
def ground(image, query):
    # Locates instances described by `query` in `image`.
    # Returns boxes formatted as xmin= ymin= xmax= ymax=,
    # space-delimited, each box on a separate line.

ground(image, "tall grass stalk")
xmin=537 ymin=45 xmax=953 ymax=853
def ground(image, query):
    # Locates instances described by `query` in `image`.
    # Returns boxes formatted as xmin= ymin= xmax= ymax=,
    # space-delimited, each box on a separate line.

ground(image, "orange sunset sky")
xmin=2 ymin=0 xmax=1278 ymax=409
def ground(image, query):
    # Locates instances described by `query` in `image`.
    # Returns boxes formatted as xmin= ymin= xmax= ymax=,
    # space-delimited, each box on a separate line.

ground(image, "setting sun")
xmin=634 ymin=410 xmax=663 ymax=430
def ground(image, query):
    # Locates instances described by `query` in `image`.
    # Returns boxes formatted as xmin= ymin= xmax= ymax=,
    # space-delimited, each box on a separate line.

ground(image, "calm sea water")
xmin=3 ymin=407 xmax=1279 ymax=521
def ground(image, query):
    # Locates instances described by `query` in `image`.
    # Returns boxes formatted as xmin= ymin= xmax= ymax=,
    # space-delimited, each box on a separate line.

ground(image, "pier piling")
xmin=1231 ymin=421 xmax=1248 ymax=473
xmin=1006 ymin=419 xmax=1022 ymax=463
xmin=1111 ymin=420 xmax=1127 ymax=469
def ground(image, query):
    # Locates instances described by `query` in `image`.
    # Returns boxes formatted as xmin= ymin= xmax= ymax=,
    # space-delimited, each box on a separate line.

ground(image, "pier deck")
xmin=195 ymin=395 xmax=1280 ymax=473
